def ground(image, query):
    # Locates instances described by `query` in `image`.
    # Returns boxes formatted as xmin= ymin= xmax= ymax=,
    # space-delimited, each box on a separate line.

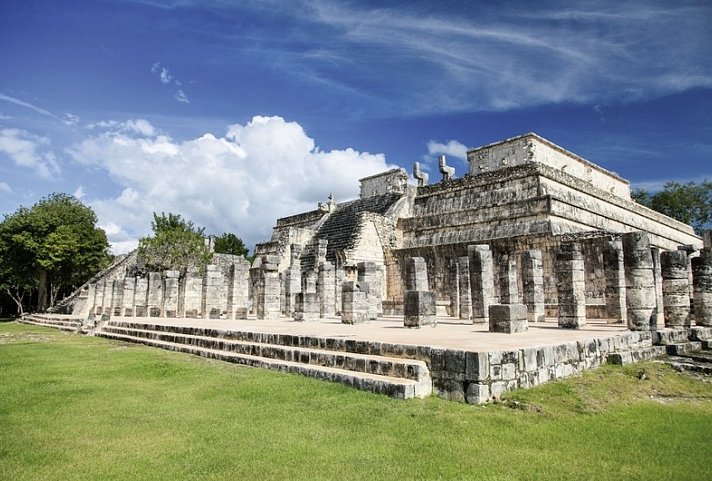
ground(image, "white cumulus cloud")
xmin=427 ymin=139 xmax=469 ymax=162
xmin=67 ymin=115 xmax=391 ymax=254
xmin=0 ymin=128 xmax=60 ymax=179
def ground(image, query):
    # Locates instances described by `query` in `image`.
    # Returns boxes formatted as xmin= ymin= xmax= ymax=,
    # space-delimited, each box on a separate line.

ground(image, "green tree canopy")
xmin=0 ymin=193 xmax=110 ymax=313
xmin=138 ymin=212 xmax=212 ymax=273
xmin=633 ymin=180 xmax=712 ymax=234
xmin=213 ymin=232 xmax=249 ymax=258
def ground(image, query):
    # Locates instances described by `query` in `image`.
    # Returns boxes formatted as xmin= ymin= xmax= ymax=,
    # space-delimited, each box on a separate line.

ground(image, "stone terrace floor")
xmin=101 ymin=315 xmax=634 ymax=352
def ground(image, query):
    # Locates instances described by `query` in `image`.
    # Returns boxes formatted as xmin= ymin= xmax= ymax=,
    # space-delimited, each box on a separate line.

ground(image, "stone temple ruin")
xmin=37 ymin=132 xmax=712 ymax=402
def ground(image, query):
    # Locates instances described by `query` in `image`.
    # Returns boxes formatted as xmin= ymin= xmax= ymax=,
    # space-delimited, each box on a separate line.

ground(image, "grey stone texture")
xmin=660 ymin=250 xmax=691 ymax=327
xmin=468 ymin=244 xmax=495 ymax=324
xmin=521 ymin=249 xmax=545 ymax=323
xmin=498 ymin=254 xmax=519 ymax=304
xmin=457 ymin=256 xmax=472 ymax=320
xmin=203 ymin=265 xmax=226 ymax=319
xmin=489 ymin=304 xmax=528 ymax=333
xmin=147 ymin=272 xmax=162 ymax=317
xmin=622 ymin=231 xmax=657 ymax=331
xmin=341 ymin=281 xmax=370 ymax=324
xmin=403 ymin=290 xmax=436 ymax=328
xmin=603 ymin=239 xmax=627 ymax=324
xmin=318 ymin=261 xmax=336 ymax=318
xmin=556 ymin=244 xmax=586 ymax=329
xmin=257 ymin=255 xmax=281 ymax=320
xmin=692 ymin=248 xmax=712 ymax=326
xmin=162 ymin=270 xmax=180 ymax=318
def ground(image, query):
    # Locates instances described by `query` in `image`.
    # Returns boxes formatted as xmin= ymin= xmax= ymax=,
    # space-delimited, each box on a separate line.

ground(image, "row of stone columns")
xmin=90 ymin=261 xmax=249 ymax=319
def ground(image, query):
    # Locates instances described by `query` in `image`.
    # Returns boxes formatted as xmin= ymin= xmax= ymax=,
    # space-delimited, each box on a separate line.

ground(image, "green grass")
xmin=1 ymin=322 xmax=711 ymax=481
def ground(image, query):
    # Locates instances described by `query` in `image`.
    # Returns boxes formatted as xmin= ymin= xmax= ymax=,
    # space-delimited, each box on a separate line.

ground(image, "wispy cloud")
xmin=151 ymin=62 xmax=190 ymax=104
xmin=427 ymin=140 xmax=469 ymax=163
xmin=0 ymin=93 xmax=58 ymax=119
xmin=0 ymin=128 xmax=61 ymax=179
xmin=0 ymin=181 xmax=13 ymax=194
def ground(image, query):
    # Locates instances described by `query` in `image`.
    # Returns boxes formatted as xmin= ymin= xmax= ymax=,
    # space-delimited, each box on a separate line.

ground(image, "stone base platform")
xmin=21 ymin=313 xmax=709 ymax=403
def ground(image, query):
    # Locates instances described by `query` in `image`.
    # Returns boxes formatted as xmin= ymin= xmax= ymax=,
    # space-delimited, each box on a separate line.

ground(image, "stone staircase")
xmin=96 ymin=320 xmax=432 ymax=399
xmin=21 ymin=314 xmax=86 ymax=332
xmin=654 ymin=327 xmax=712 ymax=375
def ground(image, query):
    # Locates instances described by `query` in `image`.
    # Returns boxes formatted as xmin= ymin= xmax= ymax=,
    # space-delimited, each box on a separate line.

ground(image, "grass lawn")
xmin=1 ymin=322 xmax=711 ymax=481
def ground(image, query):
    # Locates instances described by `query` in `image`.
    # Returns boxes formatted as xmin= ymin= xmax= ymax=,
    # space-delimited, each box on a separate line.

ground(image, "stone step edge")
xmin=606 ymin=345 xmax=667 ymax=365
xmin=100 ymin=324 xmax=430 ymax=382
xmin=104 ymin=319 xmax=431 ymax=360
xmin=97 ymin=330 xmax=431 ymax=399
xmin=20 ymin=318 xmax=80 ymax=331
xmin=665 ymin=342 xmax=703 ymax=356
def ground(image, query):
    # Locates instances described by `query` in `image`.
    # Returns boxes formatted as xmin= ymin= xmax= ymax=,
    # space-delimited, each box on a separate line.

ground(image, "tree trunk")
xmin=37 ymin=268 xmax=48 ymax=311
xmin=5 ymin=287 xmax=25 ymax=316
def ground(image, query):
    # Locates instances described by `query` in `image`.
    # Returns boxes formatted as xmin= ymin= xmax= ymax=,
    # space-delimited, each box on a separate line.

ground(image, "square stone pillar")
xmin=403 ymin=257 xmax=436 ymax=328
xmin=358 ymin=262 xmax=380 ymax=320
xmin=622 ymin=232 xmax=657 ymax=331
xmin=692 ymin=248 xmax=712 ymax=326
xmin=163 ymin=270 xmax=180 ymax=318
xmin=468 ymin=245 xmax=494 ymax=324
xmin=341 ymin=281 xmax=369 ymax=324
xmin=122 ymin=277 xmax=135 ymax=317
xmin=457 ymin=256 xmax=471 ymax=320
xmin=294 ymin=292 xmax=320 ymax=321
xmin=147 ymin=272 xmax=163 ymax=317
xmin=102 ymin=278 xmax=114 ymax=315
xmin=183 ymin=268 xmax=203 ymax=318
xmin=489 ymin=304 xmax=528 ymax=333
xmin=203 ymin=265 xmax=226 ymax=319
xmin=556 ymin=243 xmax=586 ymax=329
xmin=228 ymin=259 xmax=250 ymax=319
xmin=651 ymin=247 xmax=665 ymax=326
xmin=498 ymin=254 xmax=519 ymax=304
xmin=521 ymin=249 xmax=545 ymax=323
xmin=111 ymin=279 xmax=124 ymax=317
xmin=660 ymin=250 xmax=691 ymax=327
xmin=134 ymin=277 xmax=148 ymax=317
xmin=603 ymin=239 xmax=627 ymax=324
xmin=318 ymin=261 xmax=336 ymax=318
xmin=257 ymin=255 xmax=281 ymax=319
xmin=93 ymin=280 xmax=105 ymax=316
xmin=284 ymin=244 xmax=302 ymax=316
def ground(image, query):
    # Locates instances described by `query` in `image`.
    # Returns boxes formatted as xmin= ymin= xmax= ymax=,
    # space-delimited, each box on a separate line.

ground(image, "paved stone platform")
xmin=26 ymin=313 xmax=709 ymax=403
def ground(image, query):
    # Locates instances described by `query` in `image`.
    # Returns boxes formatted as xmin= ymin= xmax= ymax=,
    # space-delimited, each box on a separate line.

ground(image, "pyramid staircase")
xmin=95 ymin=319 xmax=432 ymax=399
xmin=21 ymin=314 xmax=87 ymax=333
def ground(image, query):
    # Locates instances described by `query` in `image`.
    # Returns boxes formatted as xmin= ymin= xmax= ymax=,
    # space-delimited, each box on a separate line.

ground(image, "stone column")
xmin=111 ymin=279 xmax=124 ymax=317
xmin=468 ymin=244 xmax=494 ymax=324
xmin=102 ymin=278 xmax=114 ymax=315
xmin=521 ymin=249 xmax=545 ymax=323
xmin=163 ymin=270 xmax=180 ymax=318
xmin=202 ymin=265 xmax=226 ymax=319
xmin=358 ymin=261 xmax=380 ymax=320
xmin=122 ymin=277 xmax=135 ymax=317
xmin=651 ymin=247 xmax=665 ymax=326
xmin=134 ymin=276 xmax=148 ymax=317
xmin=146 ymin=272 xmax=163 ymax=317
xmin=403 ymin=257 xmax=436 ymax=328
xmin=318 ymin=261 xmax=336 ymax=318
xmin=84 ymin=282 xmax=96 ymax=318
xmin=603 ymin=239 xmax=627 ymax=324
xmin=93 ymin=281 xmax=105 ymax=316
xmin=556 ymin=243 xmax=586 ymax=329
xmin=228 ymin=259 xmax=250 ymax=319
xmin=692 ymin=248 xmax=712 ymax=326
xmin=622 ymin=231 xmax=656 ymax=331
xmin=257 ymin=255 xmax=281 ymax=319
xmin=284 ymin=244 xmax=302 ymax=317
xmin=498 ymin=254 xmax=519 ymax=304
xmin=660 ymin=250 xmax=691 ymax=327
xmin=457 ymin=256 xmax=471 ymax=320
xmin=341 ymin=281 xmax=369 ymax=324
xmin=182 ymin=268 xmax=202 ymax=317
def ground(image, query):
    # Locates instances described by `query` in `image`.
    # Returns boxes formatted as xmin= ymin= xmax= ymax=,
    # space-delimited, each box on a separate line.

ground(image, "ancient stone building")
xmin=61 ymin=132 xmax=706 ymax=328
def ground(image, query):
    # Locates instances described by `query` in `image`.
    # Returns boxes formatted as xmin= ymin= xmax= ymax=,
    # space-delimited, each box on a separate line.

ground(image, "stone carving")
xmin=438 ymin=155 xmax=455 ymax=182
xmin=413 ymin=162 xmax=428 ymax=186
xmin=622 ymin=232 xmax=657 ymax=331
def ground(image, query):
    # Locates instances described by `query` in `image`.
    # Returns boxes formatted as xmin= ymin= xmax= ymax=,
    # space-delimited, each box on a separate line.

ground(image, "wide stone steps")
xmin=21 ymin=314 xmax=83 ymax=332
xmin=97 ymin=321 xmax=431 ymax=399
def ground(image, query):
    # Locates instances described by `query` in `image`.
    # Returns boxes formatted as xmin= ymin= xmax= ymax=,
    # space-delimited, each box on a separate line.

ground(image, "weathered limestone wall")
xmin=358 ymin=168 xmax=408 ymax=198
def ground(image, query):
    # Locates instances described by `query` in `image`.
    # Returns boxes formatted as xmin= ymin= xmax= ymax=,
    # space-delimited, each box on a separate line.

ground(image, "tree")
xmin=213 ymin=232 xmax=249 ymax=258
xmin=0 ymin=193 xmax=110 ymax=313
xmin=633 ymin=180 xmax=712 ymax=234
xmin=138 ymin=212 xmax=212 ymax=273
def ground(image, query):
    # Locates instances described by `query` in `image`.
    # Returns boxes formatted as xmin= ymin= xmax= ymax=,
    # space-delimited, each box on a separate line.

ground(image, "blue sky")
xmin=1 ymin=0 xmax=711 ymax=254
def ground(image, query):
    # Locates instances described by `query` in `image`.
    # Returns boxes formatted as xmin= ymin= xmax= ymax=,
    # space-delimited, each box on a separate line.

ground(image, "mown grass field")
xmin=1 ymin=321 xmax=711 ymax=481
